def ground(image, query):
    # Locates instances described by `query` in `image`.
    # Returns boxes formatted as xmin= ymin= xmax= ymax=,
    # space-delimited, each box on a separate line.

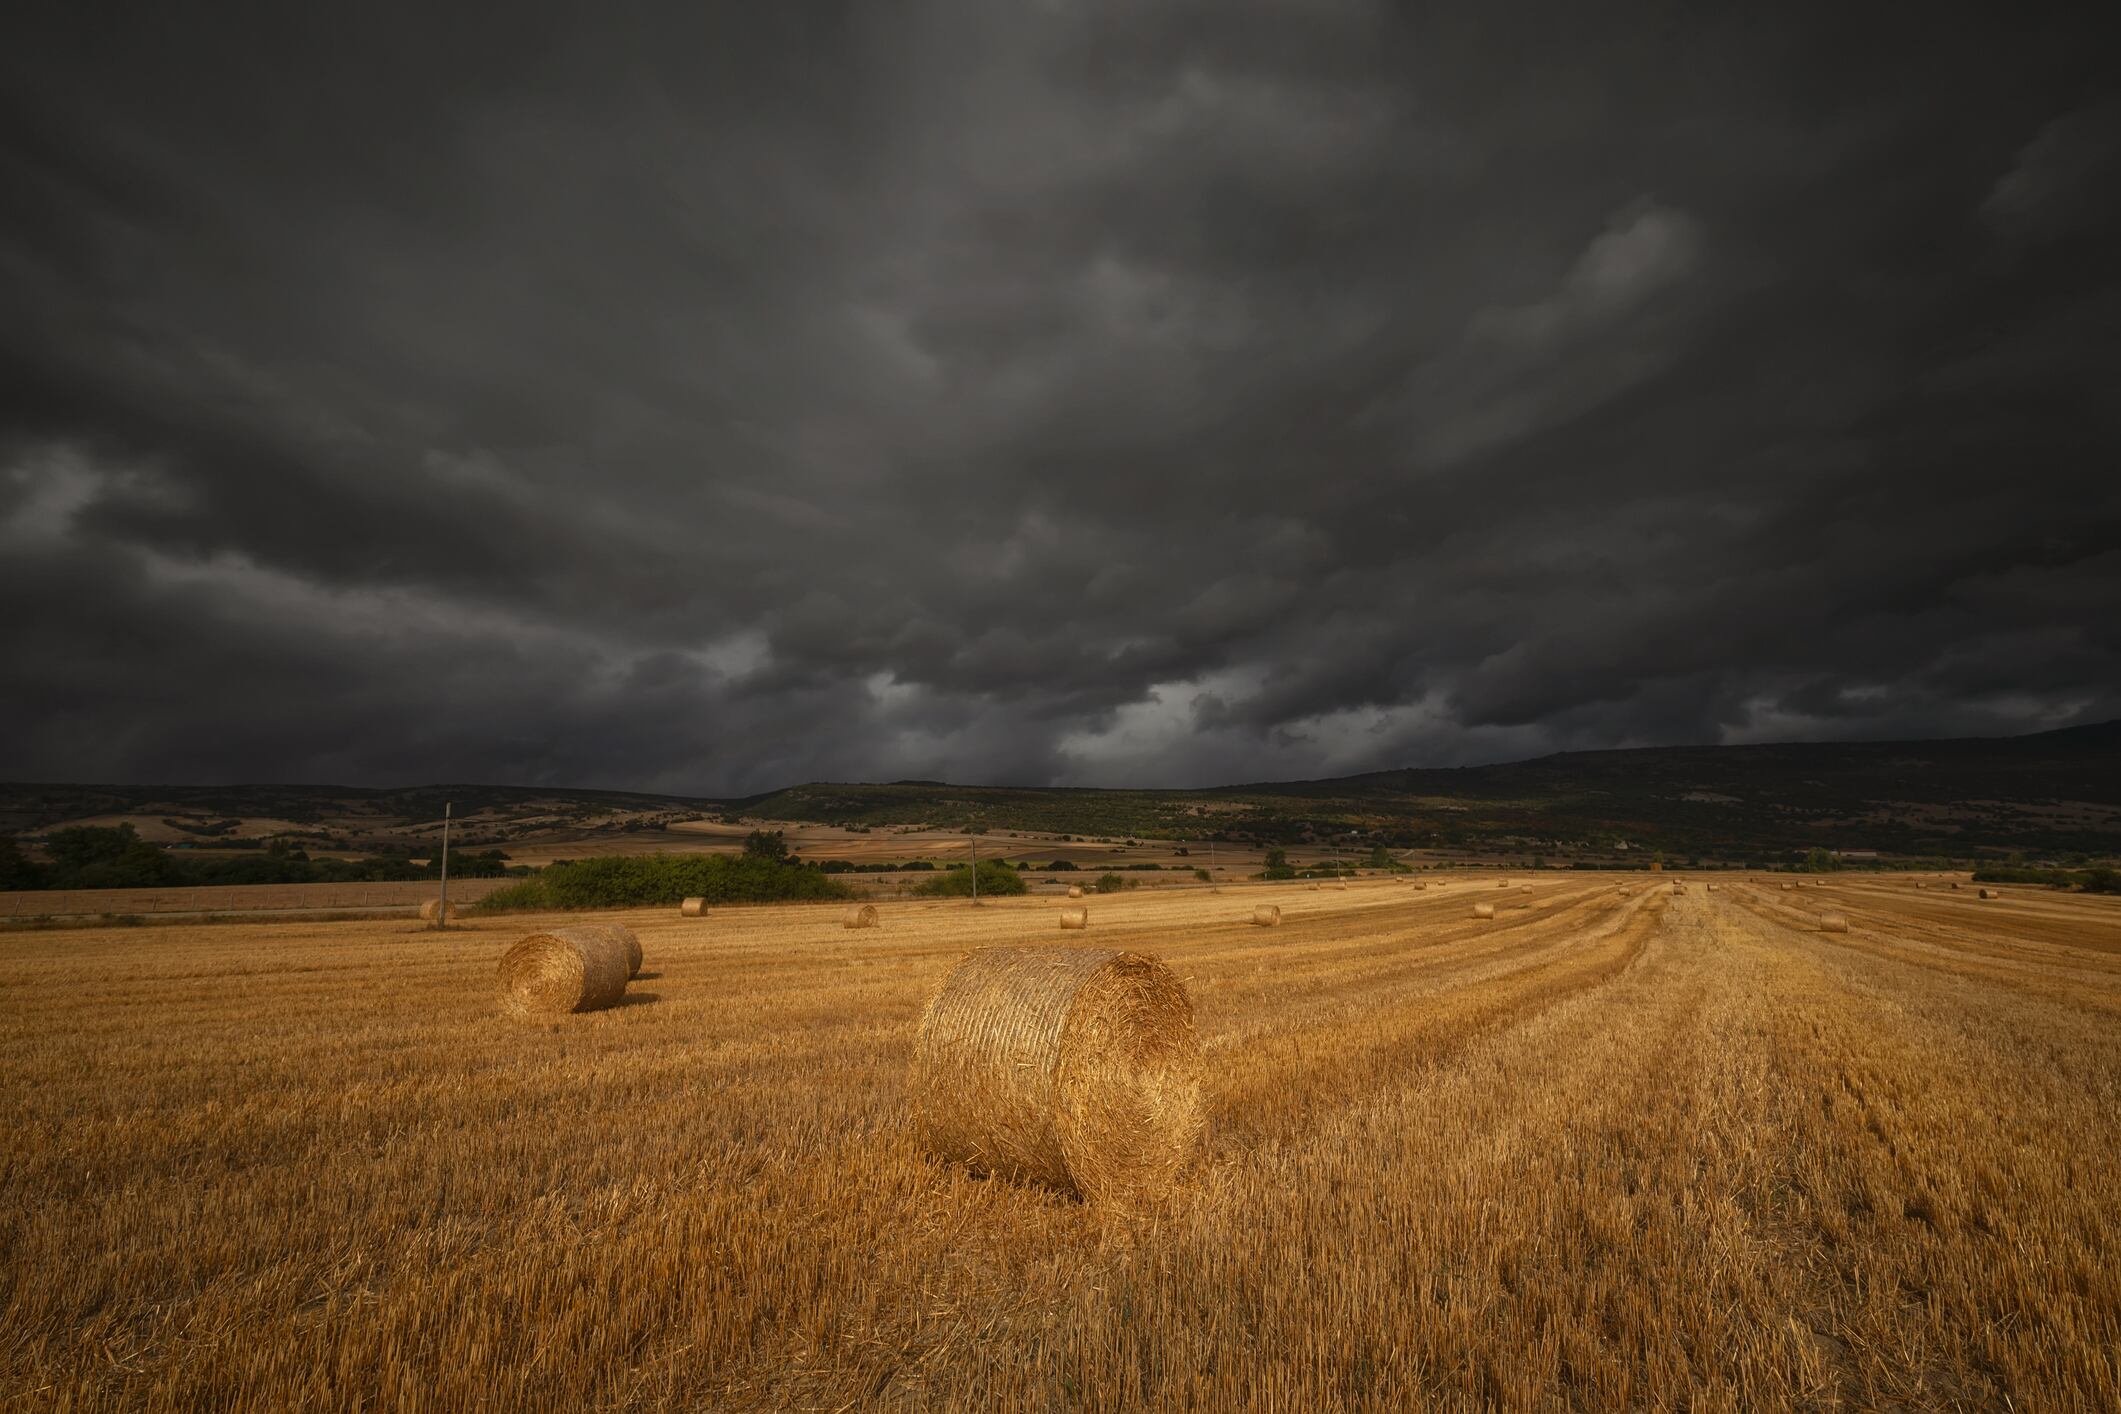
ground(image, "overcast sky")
xmin=4 ymin=2 xmax=2117 ymax=793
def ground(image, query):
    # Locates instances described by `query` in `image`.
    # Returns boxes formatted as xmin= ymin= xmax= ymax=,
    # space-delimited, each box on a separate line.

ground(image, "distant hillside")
xmin=0 ymin=782 xmax=723 ymax=854
xmin=737 ymin=721 xmax=2121 ymax=859
xmin=6 ymin=721 xmax=2116 ymax=862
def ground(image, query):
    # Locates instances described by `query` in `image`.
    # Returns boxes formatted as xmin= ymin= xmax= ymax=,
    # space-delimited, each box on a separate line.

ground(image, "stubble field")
xmin=2 ymin=875 xmax=2117 ymax=1410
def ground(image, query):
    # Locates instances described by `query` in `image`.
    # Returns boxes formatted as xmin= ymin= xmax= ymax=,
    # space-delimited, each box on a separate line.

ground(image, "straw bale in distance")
xmin=496 ymin=925 xmax=635 ymax=1017
xmin=1521 ymin=884 xmax=1534 ymax=893
xmin=680 ymin=897 xmax=707 ymax=917
xmin=1252 ymin=905 xmax=1280 ymax=927
xmin=844 ymin=903 xmax=879 ymax=929
xmin=1979 ymin=888 xmax=1999 ymax=900
xmin=909 ymin=946 xmax=1203 ymax=1205
xmin=418 ymin=899 xmax=457 ymax=923
xmin=1067 ymin=885 xmax=1084 ymax=899
xmin=1059 ymin=907 xmax=1089 ymax=930
xmin=1473 ymin=903 xmax=1496 ymax=919
xmin=1820 ymin=913 xmax=1849 ymax=933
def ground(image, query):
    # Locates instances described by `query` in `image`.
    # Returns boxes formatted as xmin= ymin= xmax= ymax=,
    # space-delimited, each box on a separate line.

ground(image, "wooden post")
xmin=436 ymin=802 xmax=452 ymax=929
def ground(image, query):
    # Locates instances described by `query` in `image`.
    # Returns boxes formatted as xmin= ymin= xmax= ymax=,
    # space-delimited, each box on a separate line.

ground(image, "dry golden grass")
xmin=2 ymin=877 xmax=2118 ymax=1409
xmin=0 ymin=877 xmax=513 ymax=920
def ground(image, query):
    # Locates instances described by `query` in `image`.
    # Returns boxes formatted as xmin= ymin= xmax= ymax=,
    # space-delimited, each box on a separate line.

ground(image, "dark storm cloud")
xmin=3 ymin=1 xmax=2116 ymax=792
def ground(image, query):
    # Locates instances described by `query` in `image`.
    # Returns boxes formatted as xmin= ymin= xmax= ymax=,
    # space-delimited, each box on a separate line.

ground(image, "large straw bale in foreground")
xmin=1252 ymin=904 xmax=1280 ymax=927
xmin=909 ymin=946 xmax=1203 ymax=1205
xmin=844 ymin=903 xmax=879 ymax=929
xmin=680 ymin=897 xmax=707 ymax=917
xmin=496 ymin=925 xmax=636 ymax=1016
xmin=1820 ymin=913 xmax=1849 ymax=933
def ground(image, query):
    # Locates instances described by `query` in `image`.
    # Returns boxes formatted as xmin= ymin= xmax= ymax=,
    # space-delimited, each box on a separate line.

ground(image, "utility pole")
xmin=435 ymin=801 xmax=452 ymax=930
xmin=969 ymin=829 xmax=978 ymax=906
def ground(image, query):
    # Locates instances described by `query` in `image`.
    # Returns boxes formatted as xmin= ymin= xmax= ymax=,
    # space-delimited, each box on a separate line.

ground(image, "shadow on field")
xmin=633 ymin=970 xmax=664 ymax=981
xmin=615 ymin=991 xmax=662 ymax=1008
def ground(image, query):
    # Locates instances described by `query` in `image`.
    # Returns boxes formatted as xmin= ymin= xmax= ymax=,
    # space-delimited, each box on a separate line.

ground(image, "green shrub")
xmin=473 ymin=854 xmax=852 ymax=911
xmin=1194 ymin=868 xmax=1211 ymax=883
xmin=0 ymin=838 xmax=46 ymax=891
xmin=1094 ymin=873 xmax=1124 ymax=894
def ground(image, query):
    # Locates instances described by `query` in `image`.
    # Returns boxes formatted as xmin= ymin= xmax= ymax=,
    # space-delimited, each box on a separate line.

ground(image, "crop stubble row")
xmin=1 ymin=877 xmax=2116 ymax=1409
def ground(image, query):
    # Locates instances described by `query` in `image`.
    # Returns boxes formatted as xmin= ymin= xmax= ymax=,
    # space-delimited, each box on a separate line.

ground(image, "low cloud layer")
xmin=4 ymin=2 xmax=2117 ymax=792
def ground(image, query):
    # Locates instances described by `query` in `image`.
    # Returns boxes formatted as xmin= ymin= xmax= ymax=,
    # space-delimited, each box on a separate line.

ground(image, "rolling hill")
xmin=5 ymin=720 xmax=2116 ymax=864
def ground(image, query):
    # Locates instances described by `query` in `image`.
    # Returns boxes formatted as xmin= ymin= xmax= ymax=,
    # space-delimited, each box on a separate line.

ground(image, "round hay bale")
xmin=1252 ymin=904 xmax=1281 ymax=927
xmin=1979 ymin=887 xmax=1999 ymax=900
xmin=844 ymin=903 xmax=880 ymax=929
xmin=1496 ymin=880 xmax=1510 ymax=888
xmin=1473 ymin=902 xmax=1496 ymax=919
xmin=418 ymin=898 xmax=457 ymax=923
xmin=1820 ymin=913 xmax=1849 ymax=933
xmin=1411 ymin=880 xmax=1427 ymax=890
xmin=1780 ymin=883 xmax=1794 ymax=891
xmin=496 ymin=925 xmax=635 ymax=1017
xmin=1308 ymin=882 xmax=1321 ymax=891
xmin=1059 ymin=907 xmax=1089 ymax=930
xmin=679 ymin=897 xmax=707 ymax=918
xmin=909 ymin=946 xmax=1203 ymax=1205
xmin=1520 ymin=884 xmax=1533 ymax=893
xmin=1951 ymin=882 xmax=1962 ymax=890
xmin=1336 ymin=881 xmax=1348 ymax=891
xmin=1066 ymin=885 xmax=1084 ymax=899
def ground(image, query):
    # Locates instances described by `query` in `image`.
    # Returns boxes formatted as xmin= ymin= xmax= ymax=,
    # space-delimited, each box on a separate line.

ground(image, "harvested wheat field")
xmin=3 ymin=876 xmax=2119 ymax=1409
